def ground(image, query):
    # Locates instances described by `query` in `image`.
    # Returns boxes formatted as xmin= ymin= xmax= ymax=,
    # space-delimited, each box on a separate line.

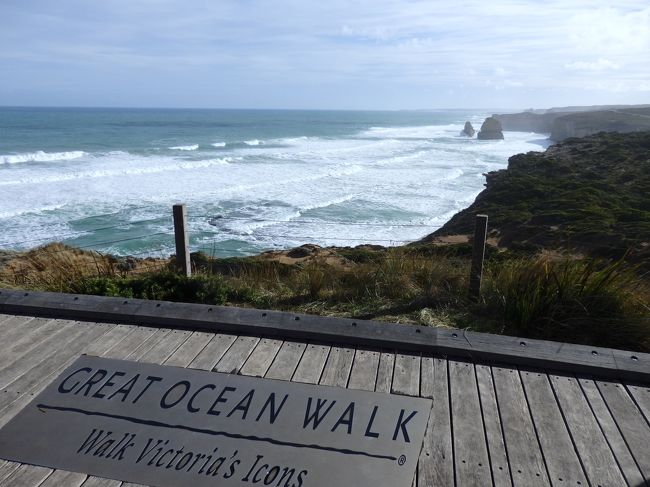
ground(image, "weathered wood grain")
xmin=102 ymin=326 xmax=159 ymax=360
xmin=80 ymin=476 xmax=121 ymax=486
xmin=2 ymin=464 xmax=51 ymax=486
xmin=292 ymin=343 xmax=330 ymax=384
xmin=163 ymin=331 xmax=212 ymax=368
xmin=375 ymin=351 xmax=395 ymax=394
xmin=521 ymin=370 xmax=587 ymax=486
xmin=549 ymin=374 xmax=627 ymax=486
xmin=239 ymin=338 xmax=283 ymax=378
xmin=597 ymin=379 xmax=650 ymax=481
xmin=475 ymin=364 xmax=512 ymax=487
xmin=492 ymin=366 xmax=550 ymax=486
xmin=265 ymin=341 xmax=306 ymax=380
xmin=134 ymin=329 xmax=190 ymax=364
xmin=213 ymin=336 xmax=259 ymax=374
xmin=38 ymin=469 xmax=86 ymax=486
xmin=449 ymin=360 xmax=492 ymax=486
xmin=188 ymin=333 xmax=237 ymax=371
xmin=418 ymin=356 xmax=453 ymax=487
xmin=0 ymin=461 xmax=21 ymax=483
xmin=579 ymin=378 xmax=646 ymax=486
xmin=320 ymin=346 xmax=355 ymax=387
xmin=347 ymin=348 xmax=380 ymax=391
xmin=392 ymin=353 xmax=420 ymax=396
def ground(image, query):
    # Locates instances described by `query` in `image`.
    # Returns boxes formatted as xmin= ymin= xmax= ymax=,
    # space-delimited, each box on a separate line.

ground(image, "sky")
xmin=1 ymin=0 xmax=649 ymax=110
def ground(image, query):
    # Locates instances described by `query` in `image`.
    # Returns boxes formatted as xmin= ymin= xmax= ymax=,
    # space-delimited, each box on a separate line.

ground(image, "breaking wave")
xmin=169 ymin=144 xmax=199 ymax=151
xmin=0 ymin=151 xmax=85 ymax=164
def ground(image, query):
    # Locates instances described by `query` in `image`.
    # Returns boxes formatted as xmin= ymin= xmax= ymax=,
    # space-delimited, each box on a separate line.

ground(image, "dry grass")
xmin=2 ymin=242 xmax=649 ymax=351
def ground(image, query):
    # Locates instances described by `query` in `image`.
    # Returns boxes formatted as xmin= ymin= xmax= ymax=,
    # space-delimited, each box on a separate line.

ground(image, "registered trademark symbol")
xmin=398 ymin=455 xmax=406 ymax=465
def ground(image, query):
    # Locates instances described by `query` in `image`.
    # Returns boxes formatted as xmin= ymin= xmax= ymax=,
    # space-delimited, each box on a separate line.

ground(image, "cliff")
xmin=550 ymin=108 xmax=650 ymax=141
xmin=420 ymin=131 xmax=650 ymax=263
xmin=494 ymin=111 xmax=570 ymax=133
xmin=494 ymin=105 xmax=650 ymax=140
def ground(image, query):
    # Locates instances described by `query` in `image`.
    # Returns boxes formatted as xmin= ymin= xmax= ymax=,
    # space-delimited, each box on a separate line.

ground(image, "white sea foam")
xmin=211 ymin=142 xmax=226 ymax=147
xmin=0 ymin=151 xmax=85 ymax=164
xmin=169 ymin=144 xmax=199 ymax=151
xmin=0 ymin=119 xmax=547 ymax=254
xmin=244 ymin=139 xmax=262 ymax=146
xmin=0 ymin=156 xmax=232 ymax=187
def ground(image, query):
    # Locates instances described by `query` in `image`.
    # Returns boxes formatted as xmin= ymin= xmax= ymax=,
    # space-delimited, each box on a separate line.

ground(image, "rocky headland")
xmin=422 ymin=131 xmax=650 ymax=266
xmin=493 ymin=104 xmax=650 ymax=141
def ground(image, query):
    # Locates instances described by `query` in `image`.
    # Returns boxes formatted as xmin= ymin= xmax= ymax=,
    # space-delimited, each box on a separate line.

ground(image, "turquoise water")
xmin=0 ymin=107 xmax=547 ymax=257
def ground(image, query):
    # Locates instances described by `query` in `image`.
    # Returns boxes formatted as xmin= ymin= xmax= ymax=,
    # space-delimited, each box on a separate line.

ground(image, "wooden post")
xmin=469 ymin=214 xmax=488 ymax=301
xmin=173 ymin=203 xmax=191 ymax=277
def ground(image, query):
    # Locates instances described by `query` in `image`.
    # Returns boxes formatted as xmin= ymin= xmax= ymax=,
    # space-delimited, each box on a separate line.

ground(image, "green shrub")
xmin=480 ymin=256 xmax=650 ymax=351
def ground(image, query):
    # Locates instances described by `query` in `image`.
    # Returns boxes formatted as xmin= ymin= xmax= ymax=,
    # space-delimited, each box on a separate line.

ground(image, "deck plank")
xmin=0 ymin=323 xmax=122 ymax=405
xmin=392 ymin=353 xmax=420 ymax=396
xmin=579 ymin=378 xmax=646 ymax=486
xmin=163 ymin=331 xmax=212 ymax=368
xmin=626 ymin=382 xmax=650 ymax=424
xmin=375 ymin=351 xmax=395 ymax=394
xmin=449 ymin=360 xmax=492 ymax=486
xmin=188 ymin=333 xmax=237 ymax=371
xmin=134 ymin=329 xmax=190 ymax=364
xmin=521 ymin=370 xmax=588 ymax=486
xmin=0 ymin=316 xmax=36 ymax=344
xmin=124 ymin=328 xmax=170 ymax=361
xmin=0 ymin=321 xmax=79 ymax=389
xmin=0 ymin=323 xmax=122 ymax=427
xmin=597 ymin=379 xmax=650 ymax=482
xmin=320 ymin=346 xmax=355 ymax=387
xmin=2 ymin=464 xmax=51 ymax=486
xmin=549 ymin=374 xmax=627 ymax=486
xmin=0 ymin=319 xmax=58 ymax=370
xmin=418 ymin=356 xmax=453 ymax=487
xmin=347 ymin=348 xmax=380 ymax=391
xmin=239 ymin=338 xmax=283 ymax=378
xmin=475 ymin=364 xmax=512 ymax=487
xmin=102 ymin=326 xmax=159 ymax=360
xmin=492 ymin=366 xmax=550 ymax=486
xmin=37 ymin=469 xmax=86 ymax=486
xmin=0 ymin=461 xmax=21 ymax=483
xmin=292 ymin=343 xmax=330 ymax=384
xmin=80 ymin=476 xmax=121 ymax=486
xmin=265 ymin=341 xmax=306 ymax=380
xmin=213 ymin=336 xmax=259 ymax=374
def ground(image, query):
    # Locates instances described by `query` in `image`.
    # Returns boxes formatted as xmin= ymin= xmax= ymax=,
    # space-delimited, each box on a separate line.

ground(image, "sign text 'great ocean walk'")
xmin=0 ymin=355 xmax=432 ymax=486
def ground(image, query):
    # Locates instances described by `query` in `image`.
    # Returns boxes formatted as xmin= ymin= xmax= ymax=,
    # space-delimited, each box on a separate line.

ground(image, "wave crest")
xmin=0 ymin=151 xmax=85 ymax=164
xmin=169 ymin=144 xmax=199 ymax=151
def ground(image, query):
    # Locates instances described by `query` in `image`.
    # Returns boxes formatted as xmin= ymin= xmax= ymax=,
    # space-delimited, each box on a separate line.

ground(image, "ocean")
xmin=0 ymin=107 xmax=548 ymax=257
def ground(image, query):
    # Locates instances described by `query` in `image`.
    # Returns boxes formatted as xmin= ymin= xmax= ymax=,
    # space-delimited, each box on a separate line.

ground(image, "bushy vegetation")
xmin=3 ymin=244 xmax=648 ymax=352
xmin=477 ymin=257 xmax=650 ymax=351
xmin=429 ymin=132 xmax=650 ymax=266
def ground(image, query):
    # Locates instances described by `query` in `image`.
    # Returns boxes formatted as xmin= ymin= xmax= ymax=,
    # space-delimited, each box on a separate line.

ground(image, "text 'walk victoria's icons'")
xmin=0 ymin=355 xmax=432 ymax=487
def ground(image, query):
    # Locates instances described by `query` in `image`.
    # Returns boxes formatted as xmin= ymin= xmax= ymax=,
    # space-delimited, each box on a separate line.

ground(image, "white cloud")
xmin=0 ymin=0 xmax=649 ymax=108
xmin=564 ymin=59 xmax=621 ymax=71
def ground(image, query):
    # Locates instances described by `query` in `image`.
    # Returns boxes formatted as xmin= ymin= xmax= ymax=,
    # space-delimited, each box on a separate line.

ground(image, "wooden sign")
xmin=0 ymin=355 xmax=432 ymax=487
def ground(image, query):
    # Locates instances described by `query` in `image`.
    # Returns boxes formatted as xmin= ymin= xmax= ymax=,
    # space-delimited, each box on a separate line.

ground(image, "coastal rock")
xmin=460 ymin=121 xmax=475 ymax=137
xmin=477 ymin=117 xmax=504 ymax=140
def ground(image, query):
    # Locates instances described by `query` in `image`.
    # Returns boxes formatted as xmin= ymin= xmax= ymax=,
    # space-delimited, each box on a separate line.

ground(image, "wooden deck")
xmin=0 ymin=293 xmax=649 ymax=486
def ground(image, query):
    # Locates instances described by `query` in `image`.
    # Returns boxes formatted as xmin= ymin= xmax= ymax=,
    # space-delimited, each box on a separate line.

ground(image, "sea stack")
xmin=477 ymin=117 xmax=504 ymax=140
xmin=460 ymin=121 xmax=475 ymax=137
